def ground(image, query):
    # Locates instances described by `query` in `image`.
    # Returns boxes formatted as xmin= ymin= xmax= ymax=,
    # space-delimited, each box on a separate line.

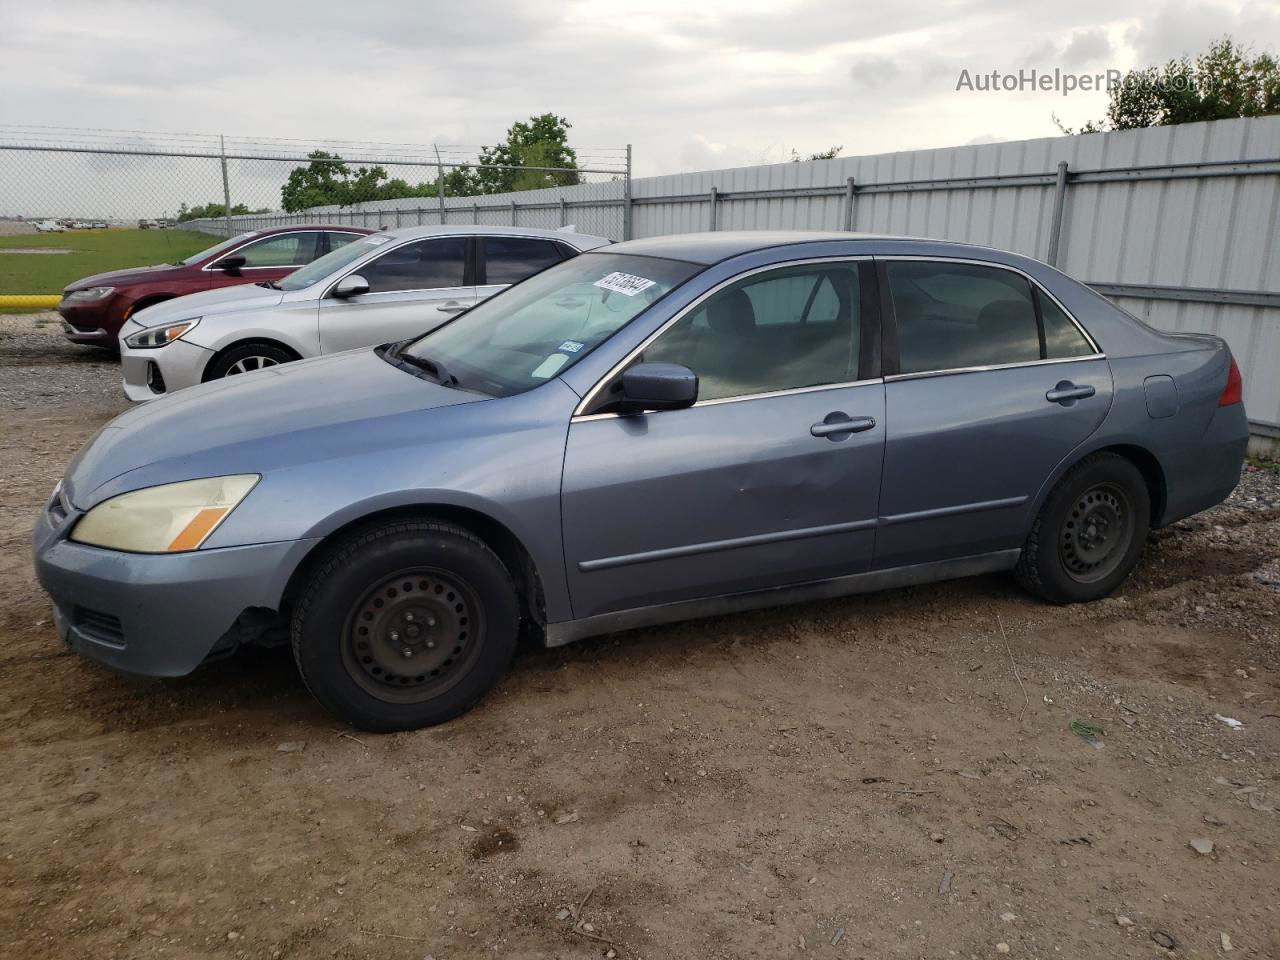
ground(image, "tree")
xmin=474 ymin=114 xmax=581 ymax=194
xmin=790 ymin=145 xmax=843 ymax=162
xmin=177 ymin=201 xmax=267 ymax=222
xmin=1055 ymin=37 xmax=1279 ymax=134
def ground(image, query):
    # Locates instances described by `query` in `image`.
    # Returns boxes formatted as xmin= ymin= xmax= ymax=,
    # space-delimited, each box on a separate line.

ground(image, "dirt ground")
xmin=1 ymin=336 xmax=1278 ymax=960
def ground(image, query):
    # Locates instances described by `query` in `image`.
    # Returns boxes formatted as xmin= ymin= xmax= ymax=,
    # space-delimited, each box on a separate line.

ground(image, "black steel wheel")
xmin=1015 ymin=453 xmax=1150 ymax=604
xmin=292 ymin=520 xmax=520 ymax=731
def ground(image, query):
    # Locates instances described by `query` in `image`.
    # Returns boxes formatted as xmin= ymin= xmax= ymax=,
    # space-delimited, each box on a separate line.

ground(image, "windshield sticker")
xmin=362 ymin=236 xmax=392 ymax=245
xmin=530 ymin=353 xmax=570 ymax=379
xmin=593 ymin=271 xmax=656 ymax=297
xmin=558 ymin=339 xmax=586 ymax=354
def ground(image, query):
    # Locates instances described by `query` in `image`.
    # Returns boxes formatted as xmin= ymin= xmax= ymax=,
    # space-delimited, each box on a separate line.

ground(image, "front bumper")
xmin=119 ymin=320 xmax=213 ymax=402
xmin=58 ymin=299 xmax=117 ymax=346
xmin=33 ymin=488 xmax=319 ymax=677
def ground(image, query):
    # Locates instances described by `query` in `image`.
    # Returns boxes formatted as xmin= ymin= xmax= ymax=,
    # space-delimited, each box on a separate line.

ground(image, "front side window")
xmin=327 ymin=232 xmax=366 ymax=253
xmin=401 ymin=253 xmax=698 ymax=397
xmin=237 ymin=232 xmax=321 ymax=268
xmin=886 ymin=261 xmax=1093 ymax=374
xmin=640 ymin=262 xmax=863 ymax=402
xmin=359 ymin=238 xmax=466 ymax=293
xmin=482 ymin=237 xmax=565 ymax=285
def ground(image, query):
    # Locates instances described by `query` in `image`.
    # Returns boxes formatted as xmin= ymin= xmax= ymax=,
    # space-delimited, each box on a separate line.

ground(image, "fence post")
xmin=219 ymin=135 xmax=233 ymax=237
xmin=1047 ymin=160 xmax=1070 ymax=266
xmin=510 ymin=200 xmax=517 ymax=227
xmin=843 ymin=176 xmax=856 ymax=231
xmin=434 ymin=145 xmax=447 ymax=224
xmin=473 ymin=202 xmax=479 ymax=224
xmin=709 ymin=187 xmax=718 ymax=231
xmin=623 ymin=143 xmax=633 ymax=240
xmin=559 ymin=197 xmax=568 ymax=227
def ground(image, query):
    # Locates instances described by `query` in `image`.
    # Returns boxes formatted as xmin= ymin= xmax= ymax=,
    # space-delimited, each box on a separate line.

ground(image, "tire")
xmin=1015 ymin=453 xmax=1151 ymax=604
xmin=291 ymin=521 xmax=519 ymax=732
xmin=206 ymin=341 xmax=299 ymax=380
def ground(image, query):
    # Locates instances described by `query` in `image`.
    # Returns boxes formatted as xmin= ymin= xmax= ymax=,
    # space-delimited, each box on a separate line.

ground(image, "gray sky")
xmin=1 ymin=0 xmax=1277 ymax=216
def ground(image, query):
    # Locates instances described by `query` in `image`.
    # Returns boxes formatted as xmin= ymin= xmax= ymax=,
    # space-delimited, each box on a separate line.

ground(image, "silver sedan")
xmin=117 ymin=225 xmax=610 ymax=401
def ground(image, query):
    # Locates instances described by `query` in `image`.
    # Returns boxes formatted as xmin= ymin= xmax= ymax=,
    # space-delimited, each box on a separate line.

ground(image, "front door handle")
xmin=1046 ymin=381 xmax=1096 ymax=405
xmin=439 ymin=302 xmax=468 ymax=314
xmin=811 ymin=413 xmax=877 ymax=439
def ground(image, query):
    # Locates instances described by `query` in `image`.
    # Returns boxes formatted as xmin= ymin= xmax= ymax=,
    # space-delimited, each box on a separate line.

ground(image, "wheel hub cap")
xmin=1060 ymin=484 xmax=1133 ymax=583
xmin=344 ymin=571 xmax=476 ymax=698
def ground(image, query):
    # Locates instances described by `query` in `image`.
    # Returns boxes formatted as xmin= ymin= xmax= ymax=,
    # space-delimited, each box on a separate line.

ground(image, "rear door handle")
xmin=1046 ymin=381 xmax=1096 ymax=405
xmin=439 ymin=303 xmax=468 ymax=314
xmin=811 ymin=413 xmax=877 ymax=439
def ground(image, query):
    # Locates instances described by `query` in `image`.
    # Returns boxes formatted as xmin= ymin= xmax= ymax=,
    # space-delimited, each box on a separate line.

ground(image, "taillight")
xmin=1219 ymin=355 xmax=1243 ymax=406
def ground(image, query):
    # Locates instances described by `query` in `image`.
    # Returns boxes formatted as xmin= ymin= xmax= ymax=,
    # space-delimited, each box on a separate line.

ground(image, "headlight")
xmin=125 ymin=318 xmax=200 ymax=349
xmin=70 ymin=475 xmax=259 ymax=553
xmin=63 ymin=286 xmax=115 ymax=303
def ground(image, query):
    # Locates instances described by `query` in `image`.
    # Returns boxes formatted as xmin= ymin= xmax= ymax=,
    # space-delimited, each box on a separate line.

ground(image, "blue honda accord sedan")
xmin=34 ymin=232 xmax=1248 ymax=730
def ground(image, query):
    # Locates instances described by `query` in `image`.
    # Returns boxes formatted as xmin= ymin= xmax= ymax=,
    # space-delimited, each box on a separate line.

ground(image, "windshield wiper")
xmin=398 ymin=352 xmax=458 ymax=387
xmin=256 ymin=280 xmax=281 ymax=290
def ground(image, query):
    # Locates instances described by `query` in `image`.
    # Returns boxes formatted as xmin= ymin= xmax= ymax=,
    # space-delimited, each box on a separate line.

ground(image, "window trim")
xmin=877 ymin=255 xmax=1103 ymax=380
xmin=322 ymin=234 xmax=472 ymax=299
xmin=573 ymin=255 xmax=877 ymax=419
xmin=199 ymin=230 xmax=326 ymax=272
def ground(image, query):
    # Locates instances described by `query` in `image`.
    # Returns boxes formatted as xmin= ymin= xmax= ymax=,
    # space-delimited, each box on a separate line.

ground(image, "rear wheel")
xmin=206 ymin=341 xmax=299 ymax=380
xmin=1015 ymin=453 xmax=1150 ymax=604
xmin=291 ymin=521 xmax=519 ymax=731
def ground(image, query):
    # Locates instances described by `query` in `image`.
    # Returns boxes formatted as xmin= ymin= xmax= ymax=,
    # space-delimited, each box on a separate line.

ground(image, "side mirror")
xmin=210 ymin=254 xmax=246 ymax=275
xmin=333 ymin=274 xmax=370 ymax=298
xmin=617 ymin=362 xmax=698 ymax=413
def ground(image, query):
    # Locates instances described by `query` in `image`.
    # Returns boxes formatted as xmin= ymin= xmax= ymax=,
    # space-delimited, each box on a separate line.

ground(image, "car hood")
xmin=131 ymin=283 xmax=288 ymax=326
xmin=65 ymin=263 xmax=184 ymax=292
xmin=62 ymin=348 xmax=482 ymax=507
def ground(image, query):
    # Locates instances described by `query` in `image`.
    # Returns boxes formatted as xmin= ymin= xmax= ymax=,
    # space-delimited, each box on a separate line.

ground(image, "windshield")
xmin=179 ymin=231 xmax=259 ymax=266
xmin=401 ymin=252 xmax=699 ymax=397
xmin=276 ymin=233 xmax=390 ymax=291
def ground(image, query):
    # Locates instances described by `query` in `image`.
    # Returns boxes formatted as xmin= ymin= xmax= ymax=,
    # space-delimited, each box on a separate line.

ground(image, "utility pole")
xmin=220 ymin=135 xmax=233 ymax=236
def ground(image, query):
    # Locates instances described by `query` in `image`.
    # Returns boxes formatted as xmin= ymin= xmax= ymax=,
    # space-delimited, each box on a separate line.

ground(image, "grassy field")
xmin=0 ymin=228 xmax=217 ymax=296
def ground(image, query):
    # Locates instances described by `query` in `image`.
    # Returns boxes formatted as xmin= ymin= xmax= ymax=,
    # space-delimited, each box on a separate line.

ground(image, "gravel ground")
xmin=1 ymin=342 xmax=1277 ymax=960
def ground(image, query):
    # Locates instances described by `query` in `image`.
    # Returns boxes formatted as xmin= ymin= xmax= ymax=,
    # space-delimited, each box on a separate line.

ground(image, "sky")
xmin=1 ymin=0 xmax=1278 ymax=216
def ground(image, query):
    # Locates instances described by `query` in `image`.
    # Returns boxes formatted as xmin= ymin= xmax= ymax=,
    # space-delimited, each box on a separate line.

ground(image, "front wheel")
xmin=291 ymin=521 xmax=520 ymax=731
xmin=206 ymin=341 xmax=299 ymax=380
xmin=1015 ymin=453 xmax=1151 ymax=604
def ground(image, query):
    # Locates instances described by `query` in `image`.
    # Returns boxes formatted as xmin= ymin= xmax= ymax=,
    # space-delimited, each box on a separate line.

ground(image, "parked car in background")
xmin=58 ymin=225 xmax=372 ymax=350
xmin=117 ymin=225 xmax=610 ymax=401
xmin=34 ymin=219 xmax=65 ymax=233
xmin=36 ymin=232 xmax=1247 ymax=731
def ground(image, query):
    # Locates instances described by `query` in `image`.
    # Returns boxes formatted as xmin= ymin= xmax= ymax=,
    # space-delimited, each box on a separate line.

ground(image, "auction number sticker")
xmin=593 ymin=271 xmax=656 ymax=296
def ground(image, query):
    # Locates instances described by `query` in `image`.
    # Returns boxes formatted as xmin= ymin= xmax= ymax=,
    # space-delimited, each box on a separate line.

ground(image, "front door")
xmin=874 ymin=258 xmax=1113 ymax=567
xmin=318 ymin=236 xmax=474 ymax=353
xmin=561 ymin=259 xmax=886 ymax=619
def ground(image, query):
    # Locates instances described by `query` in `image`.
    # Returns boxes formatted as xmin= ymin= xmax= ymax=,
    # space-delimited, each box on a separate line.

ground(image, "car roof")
xmin=248 ymin=224 xmax=374 ymax=236
xmin=597 ymin=230 xmax=956 ymax=264
xmin=373 ymin=224 xmax=611 ymax=249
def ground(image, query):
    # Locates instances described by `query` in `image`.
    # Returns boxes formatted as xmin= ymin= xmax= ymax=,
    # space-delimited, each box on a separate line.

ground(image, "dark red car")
xmin=58 ymin=225 xmax=373 ymax=349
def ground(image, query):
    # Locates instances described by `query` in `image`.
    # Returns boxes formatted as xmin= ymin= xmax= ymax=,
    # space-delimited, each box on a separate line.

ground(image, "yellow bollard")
xmin=0 ymin=295 xmax=62 ymax=309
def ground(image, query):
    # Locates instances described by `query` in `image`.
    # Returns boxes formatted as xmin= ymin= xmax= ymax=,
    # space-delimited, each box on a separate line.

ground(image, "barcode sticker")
xmin=593 ymin=271 xmax=656 ymax=297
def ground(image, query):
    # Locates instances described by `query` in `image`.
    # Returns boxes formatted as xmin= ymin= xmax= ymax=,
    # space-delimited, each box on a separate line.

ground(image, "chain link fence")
xmin=0 ymin=128 xmax=630 ymax=337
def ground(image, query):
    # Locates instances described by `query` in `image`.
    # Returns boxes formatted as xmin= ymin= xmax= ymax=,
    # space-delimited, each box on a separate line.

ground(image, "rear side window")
xmin=482 ymin=237 xmax=565 ymax=285
xmin=327 ymin=232 xmax=366 ymax=253
xmin=1038 ymin=290 xmax=1095 ymax=358
xmin=886 ymin=261 xmax=1089 ymax=374
xmin=237 ymin=232 xmax=322 ymax=268
xmin=359 ymin=238 xmax=466 ymax=293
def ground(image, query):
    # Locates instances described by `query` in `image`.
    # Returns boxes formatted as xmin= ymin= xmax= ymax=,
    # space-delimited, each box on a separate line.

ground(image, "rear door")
xmin=317 ymin=236 xmax=474 ymax=353
xmin=474 ymin=236 xmax=569 ymax=304
xmin=874 ymin=258 xmax=1112 ymax=567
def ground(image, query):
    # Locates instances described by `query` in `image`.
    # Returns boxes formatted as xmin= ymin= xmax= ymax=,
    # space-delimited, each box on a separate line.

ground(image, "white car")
xmin=118 ymin=225 xmax=610 ymax=402
xmin=34 ymin=219 xmax=66 ymax=233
